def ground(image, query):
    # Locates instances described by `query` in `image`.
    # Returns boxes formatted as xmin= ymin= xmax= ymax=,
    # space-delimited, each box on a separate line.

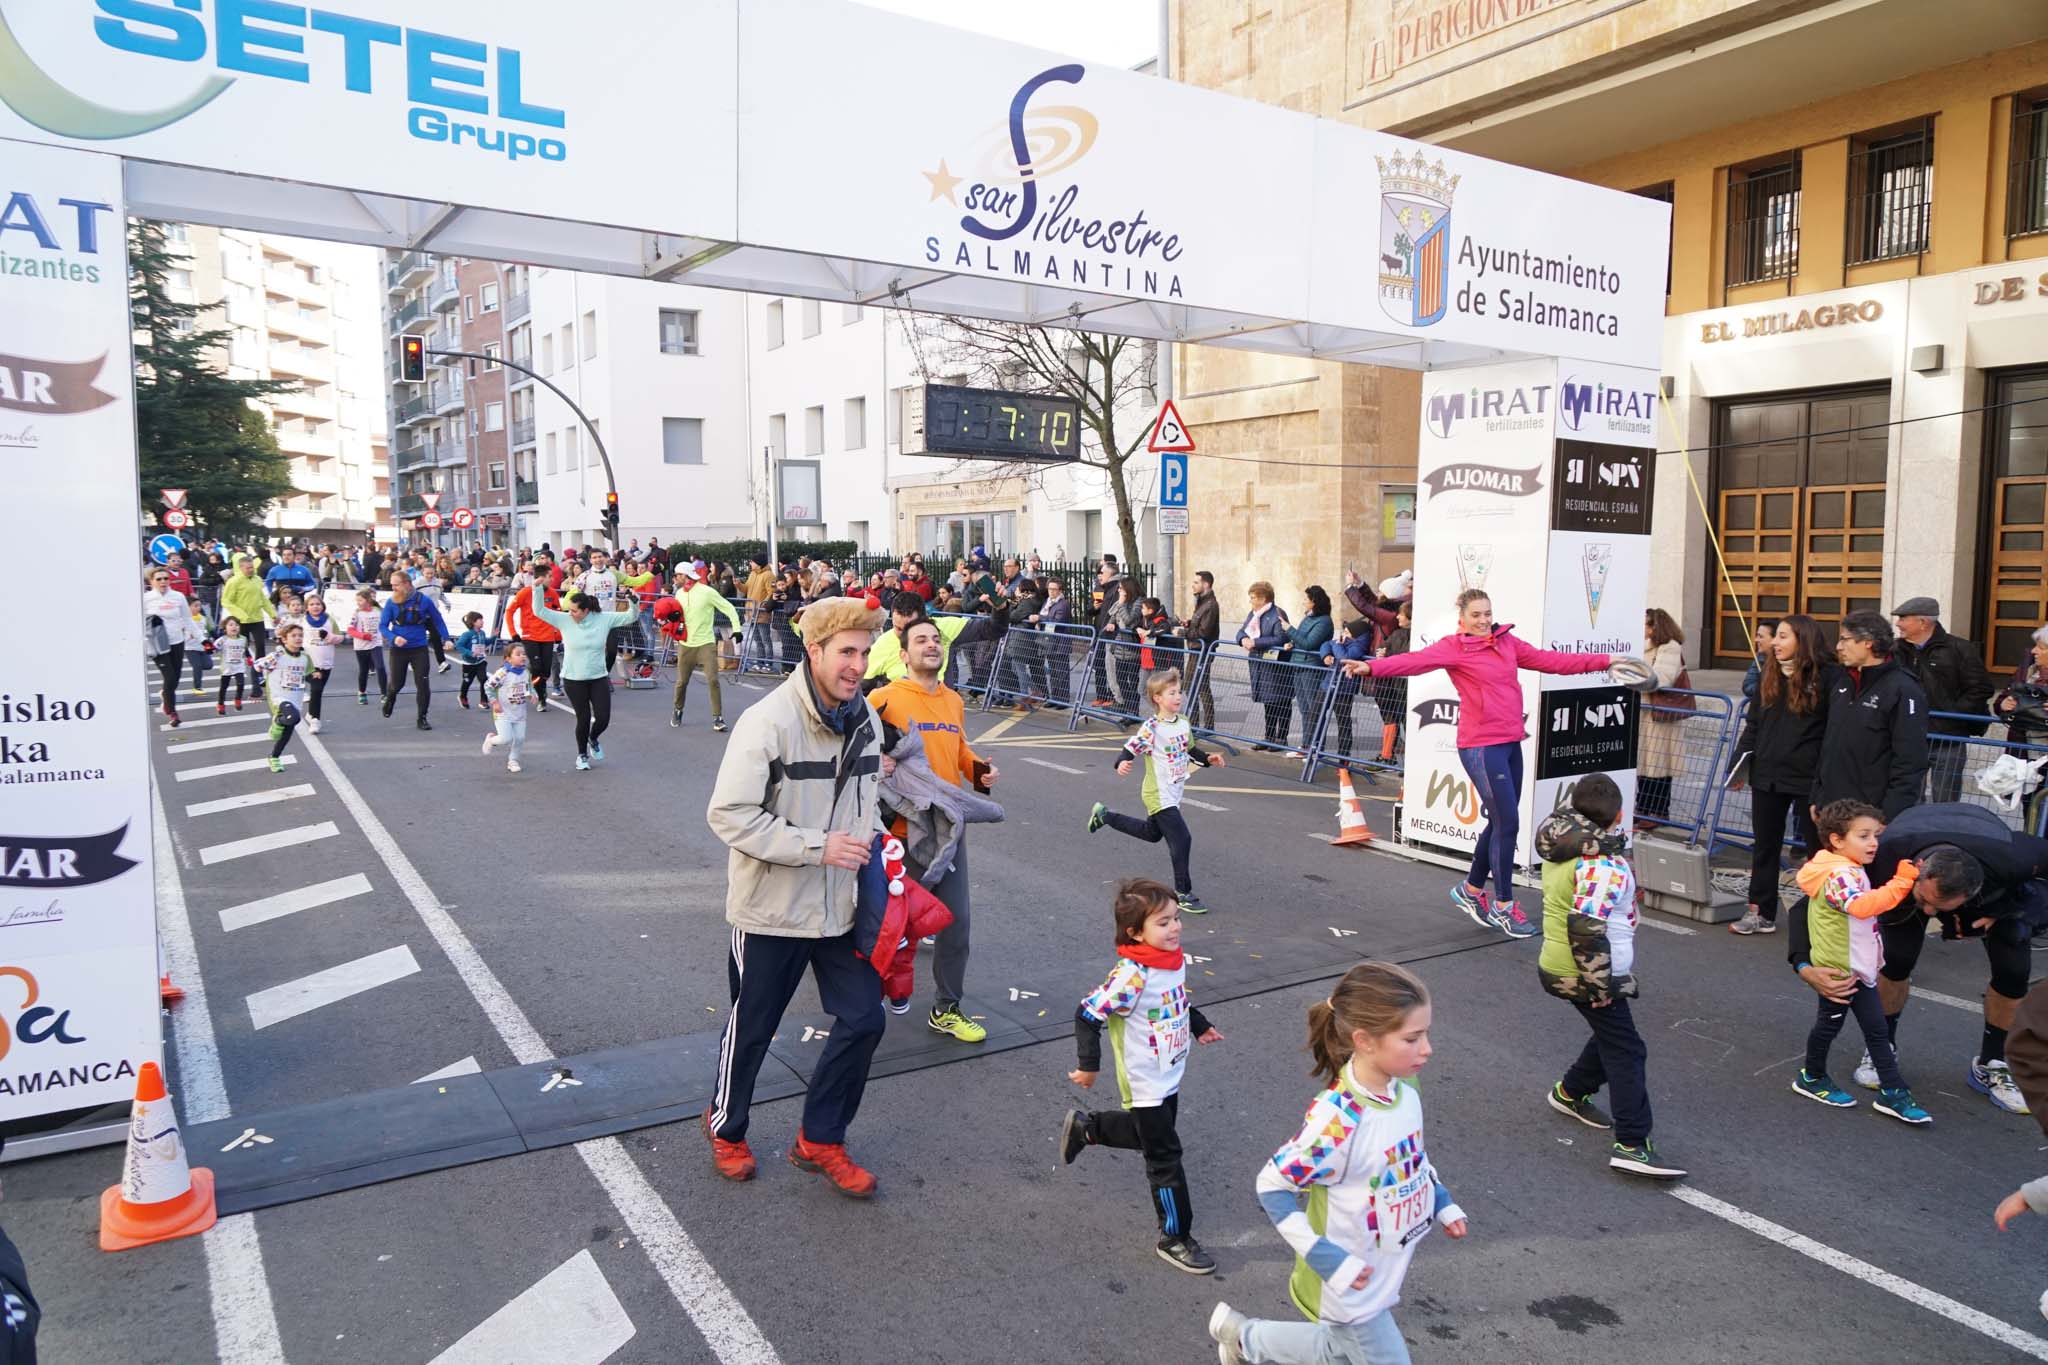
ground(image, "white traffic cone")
xmin=99 ymin=1061 xmax=216 ymax=1252
xmin=1332 ymin=769 xmax=1377 ymax=847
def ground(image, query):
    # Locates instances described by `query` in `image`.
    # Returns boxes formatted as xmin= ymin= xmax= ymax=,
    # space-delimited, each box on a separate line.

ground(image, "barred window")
xmin=2008 ymin=93 xmax=2048 ymax=240
xmin=1726 ymin=155 xmax=1800 ymax=287
xmin=1847 ymin=121 xmax=1933 ymax=264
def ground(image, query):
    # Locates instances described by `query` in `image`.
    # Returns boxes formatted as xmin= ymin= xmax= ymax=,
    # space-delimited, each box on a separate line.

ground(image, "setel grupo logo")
xmin=922 ymin=64 xmax=1185 ymax=301
xmin=0 ymin=3 xmax=567 ymax=163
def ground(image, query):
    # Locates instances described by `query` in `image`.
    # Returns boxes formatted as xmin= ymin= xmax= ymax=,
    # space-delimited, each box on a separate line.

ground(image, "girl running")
xmin=1087 ymin=668 xmax=1224 ymax=915
xmin=213 ymin=616 xmax=251 ymax=713
xmin=300 ymin=591 xmax=339 ymax=734
xmin=525 ymin=588 xmax=641 ymax=770
xmin=1209 ymin=962 xmax=1468 ymax=1365
xmin=453 ymin=611 xmax=490 ymax=709
xmin=1343 ymin=589 xmax=1618 ymax=939
xmin=348 ymin=587 xmax=387 ymax=705
xmin=481 ymin=641 xmax=532 ymax=773
xmin=1060 ymin=879 xmax=1225 ymax=1276
xmin=254 ymin=622 xmax=311 ymax=774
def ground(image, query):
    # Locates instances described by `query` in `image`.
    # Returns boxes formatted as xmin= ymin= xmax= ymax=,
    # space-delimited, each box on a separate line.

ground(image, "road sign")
xmin=419 ymin=511 xmax=443 ymax=530
xmin=1146 ymin=398 xmax=1195 ymax=454
xmin=161 ymin=508 xmax=190 ymax=530
xmin=1159 ymin=451 xmax=1188 ymax=509
xmin=422 ymin=492 xmax=441 ymax=510
xmin=452 ymin=507 xmax=475 ymax=529
xmin=1159 ymin=507 xmax=1190 ymax=536
xmin=147 ymin=533 xmax=185 ymax=564
xmin=159 ymin=488 xmax=188 ymax=509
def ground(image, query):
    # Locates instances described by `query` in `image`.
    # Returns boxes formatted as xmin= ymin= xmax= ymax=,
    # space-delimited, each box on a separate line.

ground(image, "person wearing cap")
xmin=704 ymin=593 xmax=889 ymax=1197
xmin=669 ymin=562 xmax=743 ymax=733
xmin=1810 ymin=611 xmax=1930 ymax=820
xmin=1891 ymin=596 xmax=1993 ymax=805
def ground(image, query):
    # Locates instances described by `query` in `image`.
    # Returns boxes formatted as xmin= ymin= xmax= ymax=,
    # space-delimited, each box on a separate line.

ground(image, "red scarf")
xmin=1116 ymin=942 xmax=1183 ymax=971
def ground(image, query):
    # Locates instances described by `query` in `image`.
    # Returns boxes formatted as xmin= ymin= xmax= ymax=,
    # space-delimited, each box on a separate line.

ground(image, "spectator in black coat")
xmin=1893 ymin=596 xmax=1994 ymax=804
xmin=1811 ymin=611 xmax=1930 ymax=821
xmin=1727 ymin=615 xmax=1838 ymax=935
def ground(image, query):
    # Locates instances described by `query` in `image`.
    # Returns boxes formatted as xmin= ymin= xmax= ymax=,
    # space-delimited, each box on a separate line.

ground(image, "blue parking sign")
xmin=1159 ymin=451 xmax=1187 ymax=509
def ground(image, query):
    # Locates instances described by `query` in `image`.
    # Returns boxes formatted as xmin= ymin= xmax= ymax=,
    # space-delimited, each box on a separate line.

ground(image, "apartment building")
xmin=167 ymin=224 xmax=391 ymax=541
xmin=1175 ymin=0 xmax=2048 ymax=669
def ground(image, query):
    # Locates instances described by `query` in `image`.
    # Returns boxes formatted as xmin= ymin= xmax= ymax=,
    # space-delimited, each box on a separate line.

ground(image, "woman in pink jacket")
xmin=1344 ymin=588 xmax=1614 ymax=939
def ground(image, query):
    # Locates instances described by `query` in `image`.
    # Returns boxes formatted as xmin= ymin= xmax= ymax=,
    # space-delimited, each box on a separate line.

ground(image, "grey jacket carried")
xmin=706 ymin=663 xmax=883 ymax=938
xmin=878 ymin=731 xmax=1005 ymax=882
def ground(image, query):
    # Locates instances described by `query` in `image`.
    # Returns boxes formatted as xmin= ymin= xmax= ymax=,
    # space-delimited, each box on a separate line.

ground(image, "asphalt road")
xmin=8 ymin=664 xmax=2048 ymax=1363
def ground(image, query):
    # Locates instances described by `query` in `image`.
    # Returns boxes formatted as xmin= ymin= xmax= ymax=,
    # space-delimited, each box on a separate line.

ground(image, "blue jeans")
xmin=1240 ymin=1308 xmax=1410 ymax=1364
xmin=1458 ymin=741 xmax=1522 ymax=904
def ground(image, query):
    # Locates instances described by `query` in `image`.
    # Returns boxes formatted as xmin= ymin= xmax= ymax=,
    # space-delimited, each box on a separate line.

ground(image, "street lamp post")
xmin=425 ymin=348 xmax=619 ymax=552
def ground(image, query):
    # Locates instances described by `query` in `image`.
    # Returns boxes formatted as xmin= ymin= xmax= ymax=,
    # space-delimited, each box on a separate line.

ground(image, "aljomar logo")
xmin=922 ymin=64 xmax=1186 ymax=300
xmin=0 ymin=4 xmax=568 ymax=163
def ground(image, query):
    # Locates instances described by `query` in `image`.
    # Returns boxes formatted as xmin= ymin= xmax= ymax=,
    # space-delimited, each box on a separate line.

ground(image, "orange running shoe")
xmin=701 ymin=1108 xmax=755 ymax=1182
xmin=789 ymin=1131 xmax=876 ymax=1199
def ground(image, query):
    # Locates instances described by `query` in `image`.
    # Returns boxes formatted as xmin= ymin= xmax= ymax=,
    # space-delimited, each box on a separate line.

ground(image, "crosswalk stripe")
xmin=166 ymin=731 xmax=272 ymax=754
xmin=186 ymin=785 xmax=317 ymax=818
xmin=220 ymin=873 xmax=373 ymax=932
xmin=1020 ymin=756 xmax=1086 ymax=775
xmin=246 ymin=945 xmax=421 ymax=1030
xmin=198 ymin=821 xmax=339 ymax=866
xmin=160 ymin=713 xmax=269 ymax=731
xmin=174 ymin=755 xmax=296 ymax=782
xmin=1180 ymin=797 xmax=1229 ymax=812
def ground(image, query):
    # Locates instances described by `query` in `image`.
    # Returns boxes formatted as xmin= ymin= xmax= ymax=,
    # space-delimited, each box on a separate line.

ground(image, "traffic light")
xmin=603 ymin=490 xmax=620 ymax=536
xmin=400 ymin=335 xmax=424 ymax=382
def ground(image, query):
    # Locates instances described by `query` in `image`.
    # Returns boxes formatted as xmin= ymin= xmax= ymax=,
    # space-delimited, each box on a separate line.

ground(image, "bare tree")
xmin=920 ymin=318 xmax=1156 ymax=573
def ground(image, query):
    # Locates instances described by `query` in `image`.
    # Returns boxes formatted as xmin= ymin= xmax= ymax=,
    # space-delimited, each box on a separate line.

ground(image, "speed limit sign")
xmin=452 ymin=507 xmax=475 ymax=530
xmin=420 ymin=510 xmax=443 ymax=530
xmin=162 ymin=508 xmax=190 ymax=530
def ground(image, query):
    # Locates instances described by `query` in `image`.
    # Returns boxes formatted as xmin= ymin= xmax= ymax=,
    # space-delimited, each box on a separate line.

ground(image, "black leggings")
xmin=459 ymin=660 xmax=487 ymax=703
xmin=1262 ymin=700 xmax=1291 ymax=747
xmin=354 ymin=649 xmax=388 ymax=696
xmin=1748 ymin=788 xmax=1820 ymax=919
xmin=1085 ymin=1092 xmax=1190 ymax=1238
xmin=561 ymin=677 xmax=611 ymax=756
xmin=1880 ymin=911 xmax=2032 ymax=999
xmin=218 ymin=671 xmax=246 ymax=706
xmin=523 ymin=640 xmax=555 ymax=708
xmin=153 ymin=649 xmax=183 ymax=716
xmin=269 ymin=701 xmax=301 ymax=759
xmin=386 ymin=645 xmax=432 ymax=720
xmin=1806 ymin=981 xmax=1905 ymax=1088
xmin=1101 ymin=805 xmax=1193 ymax=895
xmin=243 ymin=621 xmax=268 ymax=659
xmin=307 ymin=667 xmax=329 ymax=720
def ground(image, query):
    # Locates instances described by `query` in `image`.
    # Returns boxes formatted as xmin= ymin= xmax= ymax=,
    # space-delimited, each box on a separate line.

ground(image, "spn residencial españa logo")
xmin=0 ymin=2 xmax=568 ymax=163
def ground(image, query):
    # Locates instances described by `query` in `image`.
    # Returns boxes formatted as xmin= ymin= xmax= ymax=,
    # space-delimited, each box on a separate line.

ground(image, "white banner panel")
xmin=1311 ymin=122 xmax=1670 ymax=366
xmin=0 ymin=143 xmax=157 ymax=1118
xmin=736 ymin=0 xmax=1316 ymax=322
xmin=0 ymin=1 xmax=739 ymax=239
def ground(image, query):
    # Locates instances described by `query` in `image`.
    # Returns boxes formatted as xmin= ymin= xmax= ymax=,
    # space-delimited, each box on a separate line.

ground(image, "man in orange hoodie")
xmin=504 ymin=552 xmax=563 ymax=714
xmin=872 ymin=617 xmax=998 ymax=1045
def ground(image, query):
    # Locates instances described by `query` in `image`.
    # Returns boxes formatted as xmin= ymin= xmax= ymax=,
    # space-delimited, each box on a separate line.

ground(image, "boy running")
xmin=1087 ymin=667 xmax=1223 ymax=915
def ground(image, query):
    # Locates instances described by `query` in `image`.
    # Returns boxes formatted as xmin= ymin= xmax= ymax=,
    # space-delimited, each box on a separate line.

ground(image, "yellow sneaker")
xmin=928 ymin=1003 xmax=986 ymax=1043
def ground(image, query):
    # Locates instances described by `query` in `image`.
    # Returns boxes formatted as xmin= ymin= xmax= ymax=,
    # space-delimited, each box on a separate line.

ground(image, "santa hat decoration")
xmin=861 ymin=591 xmax=884 ymax=612
xmin=882 ymin=837 xmax=907 ymax=897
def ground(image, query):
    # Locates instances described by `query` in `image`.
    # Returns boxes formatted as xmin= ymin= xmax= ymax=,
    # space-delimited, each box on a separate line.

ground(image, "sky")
xmin=854 ymin=0 xmax=1159 ymax=69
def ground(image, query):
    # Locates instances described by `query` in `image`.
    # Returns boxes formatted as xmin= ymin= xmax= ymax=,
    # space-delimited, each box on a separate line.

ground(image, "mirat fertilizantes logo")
xmin=921 ymin=63 xmax=1186 ymax=301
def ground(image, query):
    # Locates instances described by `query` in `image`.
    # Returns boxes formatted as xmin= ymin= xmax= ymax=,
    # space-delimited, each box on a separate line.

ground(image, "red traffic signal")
xmin=400 ymin=336 xmax=425 ymax=382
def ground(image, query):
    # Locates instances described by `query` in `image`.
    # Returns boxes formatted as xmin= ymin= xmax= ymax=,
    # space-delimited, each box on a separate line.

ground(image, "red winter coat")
xmin=867 ymin=878 xmax=953 ymax=1003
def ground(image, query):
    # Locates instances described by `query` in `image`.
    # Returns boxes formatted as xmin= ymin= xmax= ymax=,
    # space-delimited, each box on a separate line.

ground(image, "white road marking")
xmin=429 ymin=1249 xmax=634 ymax=1365
xmin=296 ymin=731 xmax=784 ymax=1363
xmin=150 ymin=780 xmax=287 ymax=1363
xmin=1637 ymin=915 xmax=1696 ymax=936
xmin=198 ymin=820 xmax=339 ymax=866
xmin=186 ymin=785 xmax=316 ymax=817
xmin=246 ymin=944 xmax=421 ymax=1030
xmin=414 ymin=1056 xmax=482 ymax=1084
xmin=219 ymin=873 xmax=373 ymax=932
xmin=1669 ymin=1185 xmax=2048 ymax=1360
xmin=1181 ymin=797 xmax=1229 ymax=811
xmin=160 ymin=713 xmax=269 ymax=731
xmin=1306 ymin=832 xmax=1336 ymax=843
xmin=1020 ymin=756 xmax=1086 ymax=775
xmin=167 ymin=731 xmax=274 ymax=754
xmin=174 ymin=755 xmax=297 ymax=782
xmin=220 ymin=1129 xmax=273 ymax=1152
xmin=1915 ymin=987 xmax=1982 ymax=1014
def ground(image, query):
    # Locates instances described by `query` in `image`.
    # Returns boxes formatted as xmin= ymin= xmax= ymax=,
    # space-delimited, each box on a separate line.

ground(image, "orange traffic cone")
xmin=1332 ymin=769 xmax=1377 ymax=847
xmin=158 ymin=974 xmax=184 ymax=1004
xmin=100 ymin=1062 xmax=216 ymax=1252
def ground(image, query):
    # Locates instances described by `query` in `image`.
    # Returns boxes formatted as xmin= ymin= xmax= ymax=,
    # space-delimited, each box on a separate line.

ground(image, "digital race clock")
xmin=901 ymin=383 xmax=1083 ymax=464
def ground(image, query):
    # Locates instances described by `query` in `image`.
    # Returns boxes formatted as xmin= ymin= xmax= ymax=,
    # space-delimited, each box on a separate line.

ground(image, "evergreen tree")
xmin=129 ymin=219 xmax=297 ymax=537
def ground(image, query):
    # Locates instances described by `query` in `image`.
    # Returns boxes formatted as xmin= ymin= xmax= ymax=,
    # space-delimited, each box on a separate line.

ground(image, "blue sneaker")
xmin=1450 ymin=882 xmax=1492 ymax=929
xmin=1874 ymin=1087 xmax=1931 ymax=1125
xmin=590 ymin=740 xmax=604 ymax=762
xmin=1488 ymin=896 xmax=1538 ymax=940
xmin=1792 ymin=1070 xmax=1855 ymax=1107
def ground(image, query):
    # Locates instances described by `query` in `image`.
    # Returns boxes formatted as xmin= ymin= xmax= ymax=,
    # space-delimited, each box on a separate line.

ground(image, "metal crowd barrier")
xmin=1302 ymin=668 xmax=1404 ymax=783
xmin=1188 ymin=645 xmax=1345 ymax=779
xmin=980 ymin=623 xmax=1096 ymax=712
xmin=1068 ymin=635 xmax=1205 ymax=730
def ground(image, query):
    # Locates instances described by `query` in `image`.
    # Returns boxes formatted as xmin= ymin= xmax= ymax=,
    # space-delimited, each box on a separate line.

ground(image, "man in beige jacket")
xmin=704 ymin=594 xmax=889 ymax=1197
